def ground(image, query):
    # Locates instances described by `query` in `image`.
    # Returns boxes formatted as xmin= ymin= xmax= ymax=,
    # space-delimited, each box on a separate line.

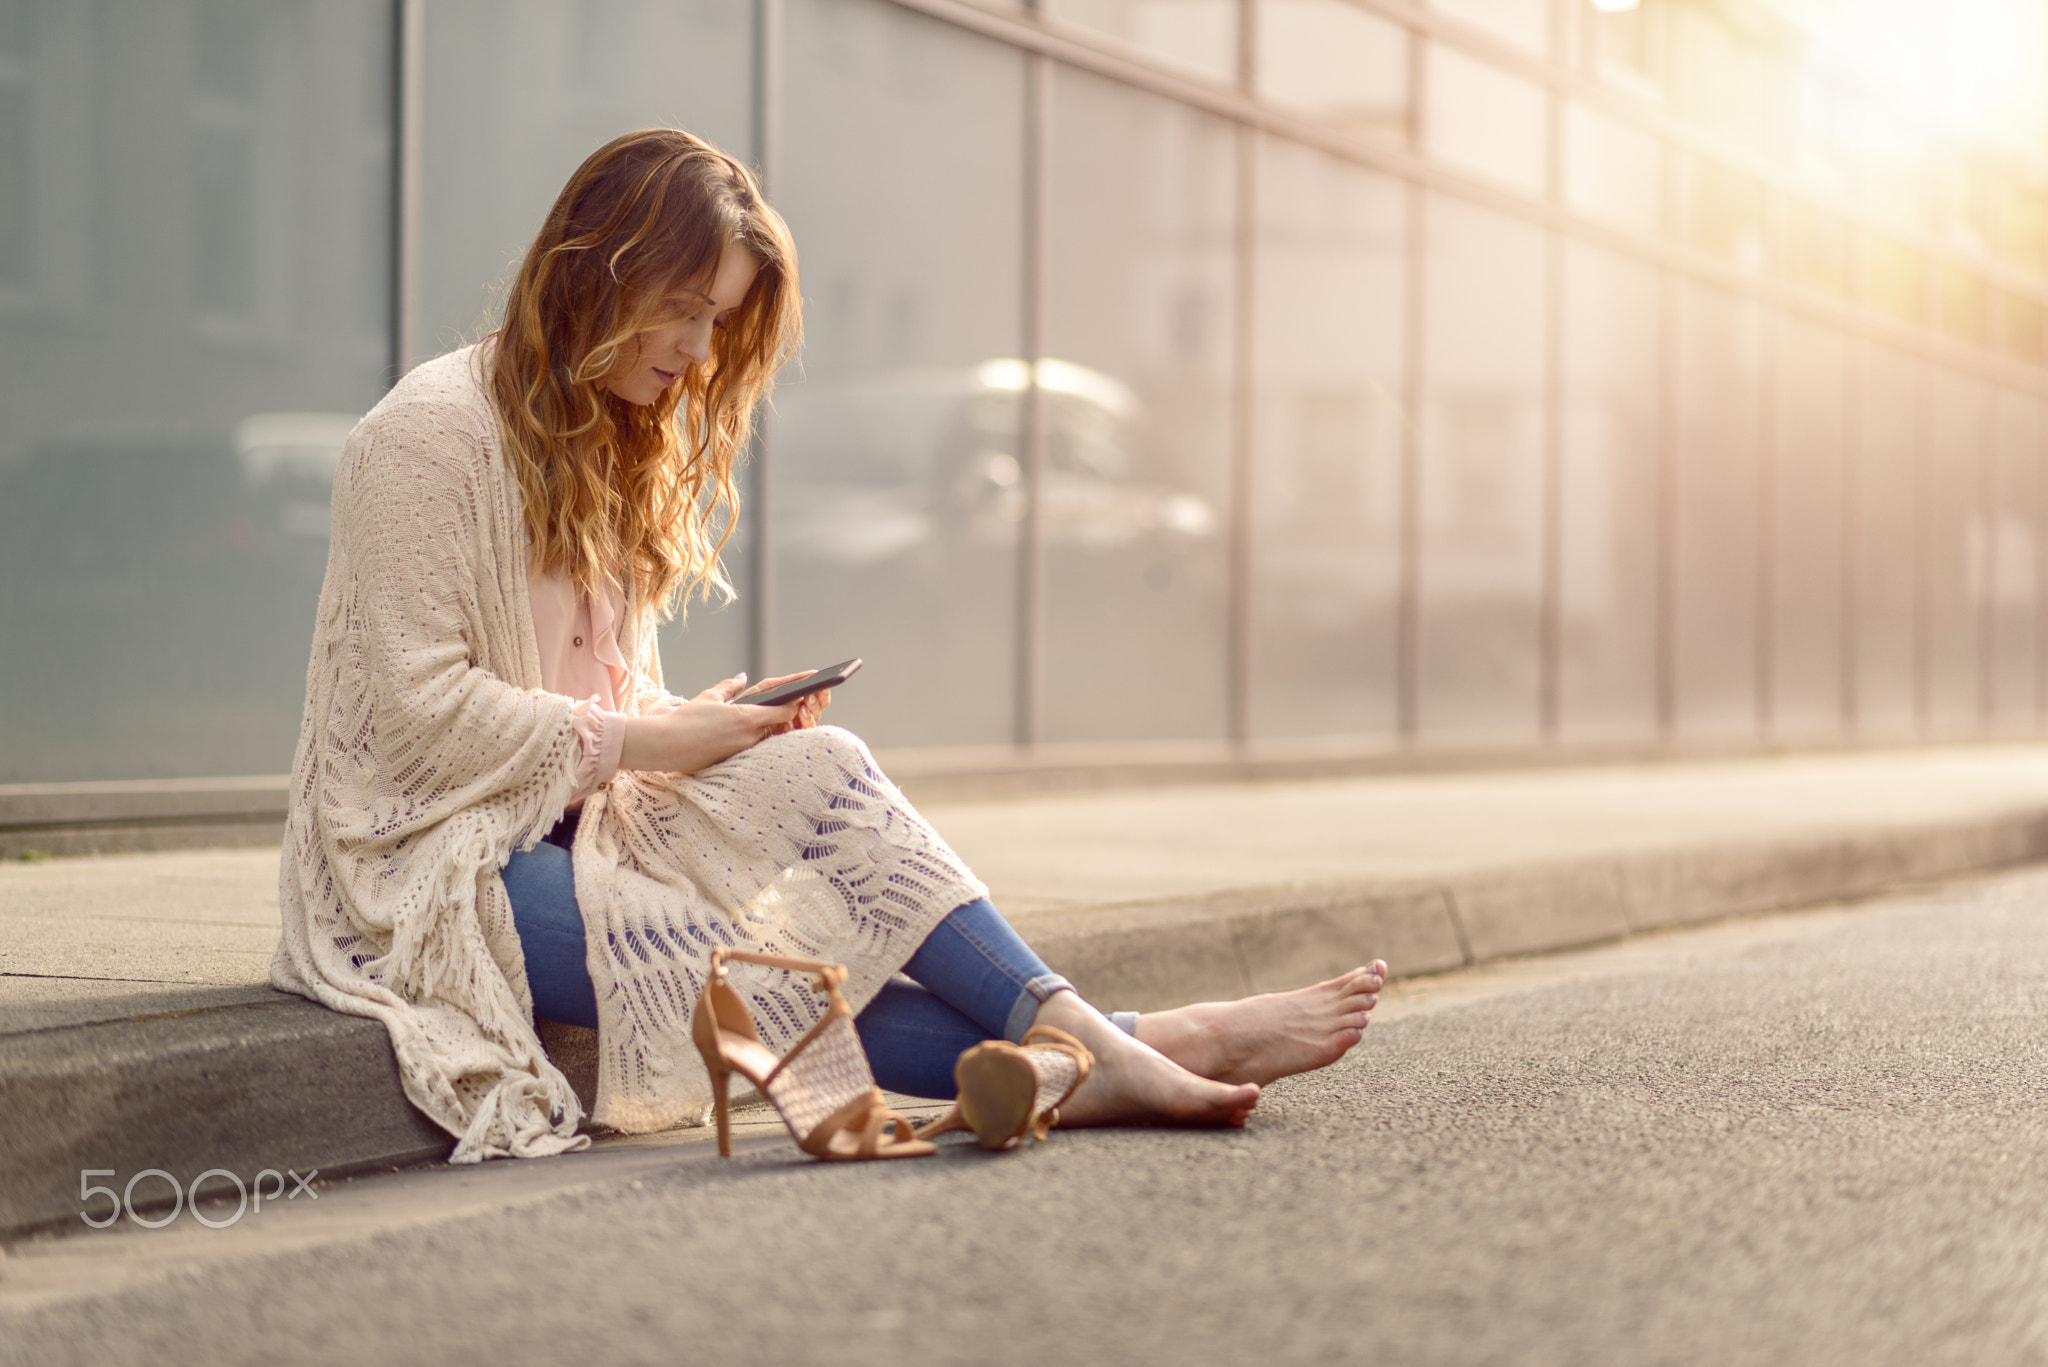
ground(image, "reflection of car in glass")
xmin=0 ymin=411 xmax=359 ymax=780
xmin=234 ymin=411 xmax=359 ymax=539
xmin=771 ymin=358 xmax=1217 ymax=569
xmin=767 ymin=358 xmax=1222 ymax=746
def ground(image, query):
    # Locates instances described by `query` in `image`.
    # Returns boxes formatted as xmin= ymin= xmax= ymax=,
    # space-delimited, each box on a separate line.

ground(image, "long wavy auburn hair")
xmin=489 ymin=128 xmax=801 ymax=618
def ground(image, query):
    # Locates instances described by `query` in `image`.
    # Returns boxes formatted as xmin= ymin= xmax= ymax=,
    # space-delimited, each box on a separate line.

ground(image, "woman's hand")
xmin=724 ymin=671 xmax=832 ymax=734
xmin=620 ymin=671 xmax=832 ymax=774
xmin=789 ymin=688 xmax=830 ymax=730
xmin=620 ymin=677 xmax=801 ymax=774
xmin=689 ymin=674 xmax=752 ymax=705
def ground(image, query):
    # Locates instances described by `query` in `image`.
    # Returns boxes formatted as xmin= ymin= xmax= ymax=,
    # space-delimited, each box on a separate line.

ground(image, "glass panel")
xmin=1787 ymin=72 xmax=1850 ymax=203
xmin=1925 ymin=369 xmax=1985 ymax=733
xmin=1040 ymin=68 xmax=1235 ymax=743
xmin=1042 ymin=0 xmax=1238 ymax=86
xmin=1432 ymin=0 xmax=1548 ymax=55
xmin=1770 ymin=316 xmax=1846 ymax=738
xmin=1255 ymin=0 xmax=1407 ymax=144
xmin=1988 ymin=389 xmax=2040 ymax=730
xmin=0 ymin=0 xmax=392 ymax=782
xmin=1782 ymin=199 xmax=1848 ymax=299
xmin=772 ymin=0 xmax=1024 ymax=747
xmin=1997 ymin=180 xmax=2046 ymax=279
xmin=1937 ymin=157 xmax=1992 ymax=257
xmin=1586 ymin=0 xmax=1657 ymax=90
xmin=421 ymin=0 xmax=755 ymax=685
xmin=1864 ymin=235 xmax=1923 ymax=326
xmin=0 ymin=1 xmax=46 ymax=297
xmin=1558 ymin=241 xmax=1659 ymax=739
xmin=421 ymin=0 xmax=753 ymax=348
xmin=1249 ymin=138 xmax=1405 ymax=741
xmin=1417 ymin=196 xmax=1545 ymax=738
xmin=1852 ymin=344 xmax=1920 ymax=737
xmin=1669 ymin=1 xmax=1771 ymax=154
xmin=0 ymin=56 xmax=29 ymax=290
xmin=2001 ymin=293 xmax=2044 ymax=364
xmin=1672 ymin=281 xmax=1763 ymax=737
xmin=1858 ymin=141 xmax=1928 ymax=234
xmin=1424 ymin=44 xmax=1547 ymax=197
xmin=1565 ymin=101 xmax=1661 ymax=238
xmin=1937 ymin=264 xmax=1986 ymax=346
xmin=1684 ymin=153 xmax=1766 ymax=271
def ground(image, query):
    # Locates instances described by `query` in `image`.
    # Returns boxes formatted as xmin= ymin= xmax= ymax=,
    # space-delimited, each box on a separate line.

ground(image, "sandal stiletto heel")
xmin=691 ymin=946 xmax=936 ymax=1161
xmin=914 ymin=1025 xmax=1093 ymax=1151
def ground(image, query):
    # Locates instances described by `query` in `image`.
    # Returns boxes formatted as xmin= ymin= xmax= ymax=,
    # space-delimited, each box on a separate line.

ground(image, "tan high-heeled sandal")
xmin=691 ymin=946 xmax=935 ymax=1162
xmin=914 ymin=1025 xmax=1094 ymax=1152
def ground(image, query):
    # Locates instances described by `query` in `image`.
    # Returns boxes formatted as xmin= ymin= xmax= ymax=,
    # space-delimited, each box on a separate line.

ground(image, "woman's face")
xmin=604 ymin=244 xmax=762 ymax=406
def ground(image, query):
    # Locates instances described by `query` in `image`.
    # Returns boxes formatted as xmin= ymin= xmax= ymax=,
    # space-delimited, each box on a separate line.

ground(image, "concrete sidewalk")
xmin=8 ymin=745 xmax=2048 ymax=1239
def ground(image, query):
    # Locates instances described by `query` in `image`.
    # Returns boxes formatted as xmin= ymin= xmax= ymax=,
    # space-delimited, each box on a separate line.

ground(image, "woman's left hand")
xmin=788 ymin=687 xmax=830 ymax=732
xmin=695 ymin=671 xmax=831 ymax=734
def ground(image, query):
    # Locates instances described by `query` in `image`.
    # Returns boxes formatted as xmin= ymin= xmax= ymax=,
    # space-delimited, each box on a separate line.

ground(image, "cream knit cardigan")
xmin=271 ymin=347 xmax=987 ymax=1162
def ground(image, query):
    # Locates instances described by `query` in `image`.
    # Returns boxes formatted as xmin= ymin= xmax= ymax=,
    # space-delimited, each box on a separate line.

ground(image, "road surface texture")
xmin=5 ymin=866 xmax=2046 ymax=1367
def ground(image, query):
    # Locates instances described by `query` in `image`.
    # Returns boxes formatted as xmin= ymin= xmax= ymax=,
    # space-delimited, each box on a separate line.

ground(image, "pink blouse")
xmin=530 ymin=567 xmax=630 ymax=804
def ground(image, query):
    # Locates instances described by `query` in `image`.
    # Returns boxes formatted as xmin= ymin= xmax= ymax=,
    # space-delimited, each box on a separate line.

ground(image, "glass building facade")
xmin=4 ymin=0 xmax=2047 ymax=781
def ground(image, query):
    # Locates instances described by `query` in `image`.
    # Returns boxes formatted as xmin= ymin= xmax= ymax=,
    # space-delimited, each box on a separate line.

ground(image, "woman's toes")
xmin=1340 ymin=964 xmax=1386 ymax=995
xmin=1209 ymin=1082 xmax=1259 ymax=1120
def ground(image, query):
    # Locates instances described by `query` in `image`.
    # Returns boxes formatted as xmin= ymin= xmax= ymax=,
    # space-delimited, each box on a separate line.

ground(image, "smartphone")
xmin=735 ymin=657 xmax=863 ymax=707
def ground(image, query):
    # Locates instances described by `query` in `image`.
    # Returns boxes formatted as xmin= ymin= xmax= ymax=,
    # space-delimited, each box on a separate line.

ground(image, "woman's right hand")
xmin=619 ymin=674 xmax=801 ymax=774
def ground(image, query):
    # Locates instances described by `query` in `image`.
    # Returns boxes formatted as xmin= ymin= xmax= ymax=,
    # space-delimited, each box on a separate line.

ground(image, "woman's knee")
xmin=779 ymin=723 xmax=880 ymax=780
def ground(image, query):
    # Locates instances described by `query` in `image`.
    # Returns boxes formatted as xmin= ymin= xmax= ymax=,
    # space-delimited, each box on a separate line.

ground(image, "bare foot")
xmin=1133 ymin=961 xmax=1387 ymax=1086
xmin=1031 ymin=991 xmax=1260 ymax=1128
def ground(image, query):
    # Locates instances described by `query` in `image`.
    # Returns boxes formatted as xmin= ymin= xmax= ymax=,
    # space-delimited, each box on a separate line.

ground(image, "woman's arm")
xmin=617 ymin=682 xmax=802 ymax=772
xmin=618 ymin=618 xmax=830 ymax=773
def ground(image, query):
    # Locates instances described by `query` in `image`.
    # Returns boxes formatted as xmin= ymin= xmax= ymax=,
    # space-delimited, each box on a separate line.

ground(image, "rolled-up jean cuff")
xmin=1106 ymin=1010 xmax=1139 ymax=1036
xmin=1006 ymin=972 xmax=1074 ymax=1042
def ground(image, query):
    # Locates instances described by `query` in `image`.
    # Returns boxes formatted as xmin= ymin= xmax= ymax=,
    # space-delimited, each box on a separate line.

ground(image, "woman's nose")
xmin=677 ymin=326 xmax=711 ymax=367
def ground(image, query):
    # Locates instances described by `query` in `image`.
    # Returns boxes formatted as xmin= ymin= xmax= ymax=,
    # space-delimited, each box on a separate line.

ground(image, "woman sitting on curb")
xmin=271 ymin=127 xmax=1385 ymax=1162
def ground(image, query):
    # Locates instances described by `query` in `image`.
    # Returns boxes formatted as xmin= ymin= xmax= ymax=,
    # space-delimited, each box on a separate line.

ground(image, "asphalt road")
xmin=6 ymin=868 xmax=2048 ymax=1367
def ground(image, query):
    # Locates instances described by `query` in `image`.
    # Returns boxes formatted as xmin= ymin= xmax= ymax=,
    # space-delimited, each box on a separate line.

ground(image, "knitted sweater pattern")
xmin=270 ymin=347 xmax=987 ymax=1161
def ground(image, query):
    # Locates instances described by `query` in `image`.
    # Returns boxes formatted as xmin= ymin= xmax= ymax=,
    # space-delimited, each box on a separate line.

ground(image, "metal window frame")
xmin=391 ymin=0 xmax=423 ymax=381
xmin=750 ymin=0 xmax=784 ymax=682
xmin=1016 ymin=50 xmax=1050 ymax=747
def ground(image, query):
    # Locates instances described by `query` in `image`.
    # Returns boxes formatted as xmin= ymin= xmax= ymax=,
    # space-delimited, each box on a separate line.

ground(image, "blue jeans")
xmin=501 ymin=813 xmax=1137 ymax=1099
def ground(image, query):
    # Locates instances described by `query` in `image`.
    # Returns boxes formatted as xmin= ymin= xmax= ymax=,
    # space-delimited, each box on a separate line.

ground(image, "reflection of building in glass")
xmin=0 ymin=0 xmax=391 ymax=783
xmin=6 ymin=0 xmax=2048 ymax=781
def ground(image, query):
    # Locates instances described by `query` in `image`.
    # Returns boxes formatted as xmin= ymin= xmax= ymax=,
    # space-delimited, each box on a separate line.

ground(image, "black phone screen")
xmin=735 ymin=657 xmax=863 ymax=707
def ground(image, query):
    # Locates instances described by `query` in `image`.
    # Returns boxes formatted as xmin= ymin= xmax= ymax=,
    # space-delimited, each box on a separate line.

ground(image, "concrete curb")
xmin=0 ymin=777 xmax=290 ymax=860
xmin=6 ymin=807 xmax=2047 ymax=1241
xmin=0 ymin=991 xmax=449 ymax=1240
xmin=1029 ymin=812 xmax=2048 ymax=1010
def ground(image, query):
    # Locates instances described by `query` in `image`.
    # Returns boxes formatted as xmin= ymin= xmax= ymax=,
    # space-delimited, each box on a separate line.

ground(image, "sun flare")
xmin=1805 ymin=0 xmax=2047 ymax=142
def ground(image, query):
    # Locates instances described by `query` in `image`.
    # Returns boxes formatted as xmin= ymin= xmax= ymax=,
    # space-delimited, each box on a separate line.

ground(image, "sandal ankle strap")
xmin=800 ymin=1086 xmax=917 ymax=1160
xmin=709 ymin=946 xmax=849 ymax=996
